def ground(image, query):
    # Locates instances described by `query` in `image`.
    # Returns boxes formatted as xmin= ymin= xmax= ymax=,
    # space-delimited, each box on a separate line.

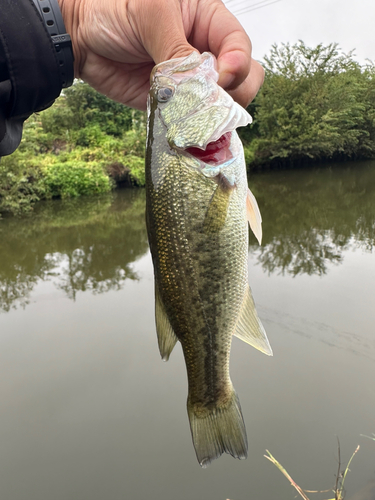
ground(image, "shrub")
xmin=40 ymin=160 xmax=113 ymax=198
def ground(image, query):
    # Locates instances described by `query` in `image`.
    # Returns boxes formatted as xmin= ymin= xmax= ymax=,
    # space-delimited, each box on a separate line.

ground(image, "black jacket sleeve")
xmin=0 ymin=0 xmax=67 ymax=157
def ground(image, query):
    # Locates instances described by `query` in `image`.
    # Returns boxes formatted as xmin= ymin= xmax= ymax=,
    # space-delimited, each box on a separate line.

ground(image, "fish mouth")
xmin=185 ymin=132 xmax=233 ymax=165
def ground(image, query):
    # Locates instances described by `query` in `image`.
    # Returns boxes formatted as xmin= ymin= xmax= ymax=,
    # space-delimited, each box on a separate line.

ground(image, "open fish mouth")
xmin=185 ymin=132 xmax=233 ymax=165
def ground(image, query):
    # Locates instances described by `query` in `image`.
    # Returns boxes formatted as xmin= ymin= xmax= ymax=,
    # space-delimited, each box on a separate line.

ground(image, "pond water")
xmin=0 ymin=161 xmax=375 ymax=500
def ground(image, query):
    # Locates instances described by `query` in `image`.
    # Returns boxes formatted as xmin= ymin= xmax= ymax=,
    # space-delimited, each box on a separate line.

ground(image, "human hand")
xmin=58 ymin=0 xmax=264 ymax=110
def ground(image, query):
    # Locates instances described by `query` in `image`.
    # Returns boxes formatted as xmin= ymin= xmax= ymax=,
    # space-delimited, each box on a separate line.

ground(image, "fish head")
xmin=148 ymin=52 xmax=252 ymax=167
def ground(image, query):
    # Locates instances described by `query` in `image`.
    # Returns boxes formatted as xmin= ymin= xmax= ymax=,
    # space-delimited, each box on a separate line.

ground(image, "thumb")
xmin=128 ymin=0 xmax=197 ymax=64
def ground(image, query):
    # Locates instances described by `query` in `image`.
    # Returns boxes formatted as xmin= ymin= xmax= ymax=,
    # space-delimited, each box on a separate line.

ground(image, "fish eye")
xmin=157 ymin=86 xmax=174 ymax=102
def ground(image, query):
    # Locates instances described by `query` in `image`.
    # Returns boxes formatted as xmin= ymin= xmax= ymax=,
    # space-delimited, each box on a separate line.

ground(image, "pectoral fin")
xmin=204 ymin=174 xmax=234 ymax=234
xmin=234 ymin=286 xmax=273 ymax=356
xmin=246 ymin=187 xmax=262 ymax=245
xmin=155 ymin=285 xmax=178 ymax=361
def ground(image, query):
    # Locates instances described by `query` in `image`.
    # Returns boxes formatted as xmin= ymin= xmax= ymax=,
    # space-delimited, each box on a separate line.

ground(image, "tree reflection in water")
xmin=249 ymin=161 xmax=375 ymax=276
xmin=0 ymin=189 xmax=148 ymax=311
xmin=0 ymin=161 xmax=374 ymax=312
xmin=255 ymin=229 xmax=343 ymax=276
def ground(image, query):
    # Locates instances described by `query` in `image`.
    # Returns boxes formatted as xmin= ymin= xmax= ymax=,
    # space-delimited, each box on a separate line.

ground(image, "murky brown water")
xmin=0 ymin=162 xmax=375 ymax=500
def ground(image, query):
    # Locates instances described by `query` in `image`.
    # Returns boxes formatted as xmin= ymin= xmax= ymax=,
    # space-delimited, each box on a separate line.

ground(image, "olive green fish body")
xmin=146 ymin=52 xmax=272 ymax=467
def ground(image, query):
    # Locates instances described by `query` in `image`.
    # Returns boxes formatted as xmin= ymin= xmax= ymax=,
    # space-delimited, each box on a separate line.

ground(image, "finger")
xmin=227 ymin=58 xmax=265 ymax=108
xmin=128 ymin=0 xmax=197 ymax=65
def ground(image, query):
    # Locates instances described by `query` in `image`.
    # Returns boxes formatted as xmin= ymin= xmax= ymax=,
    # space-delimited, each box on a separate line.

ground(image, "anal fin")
xmin=234 ymin=286 xmax=273 ymax=356
xmin=155 ymin=284 xmax=178 ymax=361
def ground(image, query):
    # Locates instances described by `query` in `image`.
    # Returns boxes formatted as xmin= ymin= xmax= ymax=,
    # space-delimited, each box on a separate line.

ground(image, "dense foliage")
xmin=1 ymin=42 xmax=375 ymax=215
xmin=0 ymin=81 xmax=146 ymax=215
xmin=244 ymin=41 xmax=375 ymax=168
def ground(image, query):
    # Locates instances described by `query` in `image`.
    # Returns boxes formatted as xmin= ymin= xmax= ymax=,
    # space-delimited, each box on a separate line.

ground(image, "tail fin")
xmin=187 ymin=389 xmax=248 ymax=468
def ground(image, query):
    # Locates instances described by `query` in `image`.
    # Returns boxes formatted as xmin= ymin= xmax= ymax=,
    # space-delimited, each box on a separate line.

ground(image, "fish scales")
xmin=146 ymin=52 xmax=272 ymax=467
xmin=148 ymin=152 xmax=246 ymax=404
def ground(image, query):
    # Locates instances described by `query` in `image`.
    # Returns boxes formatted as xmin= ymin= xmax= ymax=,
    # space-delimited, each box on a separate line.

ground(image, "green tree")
xmin=41 ymin=81 xmax=136 ymax=138
xmin=0 ymin=81 xmax=147 ymax=215
xmin=246 ymin=42 xmax=375 ymax=167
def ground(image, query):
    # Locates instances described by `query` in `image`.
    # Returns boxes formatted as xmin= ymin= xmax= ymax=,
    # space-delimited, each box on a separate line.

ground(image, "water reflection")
xmin=0 ymin=162 xmax=374 ymax=312
xmin=249 ymin=161 xmax=375 ymax=276
xmin=0 ymin=163 xmax=374 ymax=500
xmin=0 ymin=190 xmax=148 ymax=312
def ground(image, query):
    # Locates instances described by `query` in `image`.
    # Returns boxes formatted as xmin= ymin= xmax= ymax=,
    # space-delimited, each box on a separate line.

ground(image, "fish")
xmin=145 ymin=51 xmax=272 ymax=467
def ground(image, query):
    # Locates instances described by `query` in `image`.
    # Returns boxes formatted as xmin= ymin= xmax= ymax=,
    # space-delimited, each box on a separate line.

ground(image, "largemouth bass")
xmin=146 ymin=52 xmax=272 ymax=467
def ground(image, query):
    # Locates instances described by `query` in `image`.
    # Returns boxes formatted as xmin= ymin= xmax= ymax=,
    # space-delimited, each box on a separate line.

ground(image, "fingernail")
xmin=218 ymin=70 xmax=236 ymax=89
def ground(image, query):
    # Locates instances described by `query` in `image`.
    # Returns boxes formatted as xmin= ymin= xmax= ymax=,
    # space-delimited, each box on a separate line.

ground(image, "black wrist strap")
xmin=31 ymin=0 xmax=74 ymax=88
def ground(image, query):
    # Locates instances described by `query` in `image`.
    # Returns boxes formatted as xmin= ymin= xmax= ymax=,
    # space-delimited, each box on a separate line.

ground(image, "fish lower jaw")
xmin=184 ymin=132 xmax=233 ymax=166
